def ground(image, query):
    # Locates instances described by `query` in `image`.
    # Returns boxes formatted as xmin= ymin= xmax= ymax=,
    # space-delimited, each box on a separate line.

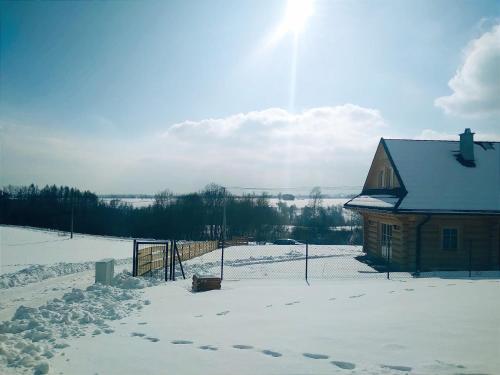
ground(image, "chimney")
xmin=459 ymin=128 xmax=475 ymax=162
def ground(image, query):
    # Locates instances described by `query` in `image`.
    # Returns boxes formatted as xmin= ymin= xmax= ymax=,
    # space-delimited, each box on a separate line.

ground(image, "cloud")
xmin=1 ymin=105 xmax=388 ymax=193
xmin=435 ymin=24 xmax=500 ymax=117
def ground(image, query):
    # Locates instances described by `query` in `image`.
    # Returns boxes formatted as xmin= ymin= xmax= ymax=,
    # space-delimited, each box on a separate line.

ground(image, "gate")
xmin=132 ymin=240 xmax=186 ymax=281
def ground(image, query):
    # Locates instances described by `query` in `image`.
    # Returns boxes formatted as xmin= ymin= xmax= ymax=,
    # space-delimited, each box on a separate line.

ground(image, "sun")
xmin=269 ymin=0 xmax=314 ymax=44
xmin=281 ymin=0 xmax=314 ymax=34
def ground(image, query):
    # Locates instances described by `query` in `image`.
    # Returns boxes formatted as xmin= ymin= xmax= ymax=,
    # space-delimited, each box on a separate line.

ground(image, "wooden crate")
xmin=192 ymin=275 xmax=221 ymax=292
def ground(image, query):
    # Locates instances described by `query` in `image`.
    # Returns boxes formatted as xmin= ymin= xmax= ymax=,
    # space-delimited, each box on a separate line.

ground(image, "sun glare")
xmin=268 ymin=0 xmax=314 ymax=45
xmin=282 ymin=0 xmax=314 ymax=34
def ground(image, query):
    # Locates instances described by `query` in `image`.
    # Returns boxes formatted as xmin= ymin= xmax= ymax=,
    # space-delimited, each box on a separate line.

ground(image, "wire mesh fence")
xmin=159 ymin=242 xmax=414 ymax=281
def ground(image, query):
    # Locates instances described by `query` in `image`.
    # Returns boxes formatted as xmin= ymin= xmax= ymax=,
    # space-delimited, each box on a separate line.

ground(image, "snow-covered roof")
xmin=345 ymin=195 xmax=399 ymax=209
xmin=346 ymin=138 xmax=500 ymax=214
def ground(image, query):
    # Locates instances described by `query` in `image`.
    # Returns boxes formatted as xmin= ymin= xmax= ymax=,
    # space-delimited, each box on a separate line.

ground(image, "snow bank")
xmin=0 ymin=258 xmax=132 ymax=290
xmin=0 ymin=271 xmax=156 ymax=374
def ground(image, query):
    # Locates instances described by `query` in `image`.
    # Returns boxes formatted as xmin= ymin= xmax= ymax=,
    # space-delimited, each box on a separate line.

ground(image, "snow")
xmin=0 ymin=226 xmax=499 ymax=375
xmin=0 ymin=271 xmax=154 ymax=373
xmin=0 ymin=259 xmax=131 ymax=290
xmin=385 ymin=139 xmax=500 ymax=212
xmin=99 ymin=197 xmax=351 ymax=209
xmin=46 ymin=278 xmax=500 ymax=375
xmin=1 ymin=225 xmax=131 ymax=274
xmin=345 ymin=194 xmax=399 ymax=209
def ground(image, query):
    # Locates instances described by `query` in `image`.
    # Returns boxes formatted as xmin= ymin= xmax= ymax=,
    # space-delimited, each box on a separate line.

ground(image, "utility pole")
xmin=222 ymin=188 xmax=227 ymax=244
xmin=70 ymin=190 xmax=74 ymax=239
xmin=221 ymin=187 xmax=227 ymax=280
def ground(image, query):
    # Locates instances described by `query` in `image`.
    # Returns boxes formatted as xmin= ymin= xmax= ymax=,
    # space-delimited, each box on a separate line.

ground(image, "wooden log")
xmin=192 ymin=274 xmax=221 ymax=292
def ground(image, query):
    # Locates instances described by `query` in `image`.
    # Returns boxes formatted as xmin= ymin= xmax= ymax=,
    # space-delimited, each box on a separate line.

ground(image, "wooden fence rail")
xmin=135 ymin=240 xmax=219 ymax=277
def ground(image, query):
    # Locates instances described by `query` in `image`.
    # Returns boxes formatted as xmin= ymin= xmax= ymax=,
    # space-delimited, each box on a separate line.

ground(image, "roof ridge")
xmin=384 ymin=138 xmax=500 ymax=144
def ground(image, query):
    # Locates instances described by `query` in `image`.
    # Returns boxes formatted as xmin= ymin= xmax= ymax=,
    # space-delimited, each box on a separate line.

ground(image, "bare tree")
xmin=309 ymin=186 xmax=323 ymax=216
xmin=154 ymin=189 xmax=174 ymax=208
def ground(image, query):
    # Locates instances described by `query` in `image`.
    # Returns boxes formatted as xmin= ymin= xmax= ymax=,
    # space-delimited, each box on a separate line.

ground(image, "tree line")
xmin=0 ymin=184 xmax=361 ymax=244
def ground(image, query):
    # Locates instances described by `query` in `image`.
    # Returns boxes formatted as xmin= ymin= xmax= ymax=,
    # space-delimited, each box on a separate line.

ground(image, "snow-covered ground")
xmin=0 ymin=226 xmax=499 ymax=375
xmin=1 ymin=226 xmax=131 ymax=274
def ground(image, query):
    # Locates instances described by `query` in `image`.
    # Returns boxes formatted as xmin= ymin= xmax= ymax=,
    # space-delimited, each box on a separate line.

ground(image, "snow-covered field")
xmin=100 ymin=197 xmax=350 ymax=209
xmin=1 ymin=226 xmax=499 ymax=375
xmin=1 ymin=226 xmax=131 ymax=274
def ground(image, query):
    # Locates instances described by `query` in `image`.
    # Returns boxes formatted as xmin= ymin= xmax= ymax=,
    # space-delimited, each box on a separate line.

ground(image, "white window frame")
xmin=441 ymin=227 xmax=459 ymax=251
xmin=380 ymin=223 xmax=393 ymax=259
xmin=378 ymin=169 xmax=385 ymax=188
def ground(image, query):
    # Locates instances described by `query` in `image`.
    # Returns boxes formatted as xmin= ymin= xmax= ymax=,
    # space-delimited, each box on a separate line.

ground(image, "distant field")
xmin=99 ymin=197 xmax=351 ymax=208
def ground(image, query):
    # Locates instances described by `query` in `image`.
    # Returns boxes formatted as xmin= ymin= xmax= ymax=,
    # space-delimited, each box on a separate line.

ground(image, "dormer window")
xmin=378 ymin=167 xmax=394 ymax=188
xmin=378 ymin=170 xmax=385 ymax=188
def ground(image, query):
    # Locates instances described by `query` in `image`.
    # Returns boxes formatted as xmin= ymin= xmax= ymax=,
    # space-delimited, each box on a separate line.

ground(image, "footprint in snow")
xmin=216 ymin=311 xmax=230 ymax=316
xmin=435 ymin=360 xmax=465 ymax=369
xmin=404 ymin=288 xmax=414 ymax=292
xmin=381 ymin=364 xmax=412 ymax=372
xmin=349 ymin=294 xmax=365 ymax=299
xmin=171 ymin=340 xmax=193 ymax=345
xmin=328 ymin=297 xmax=336 ymax=301
xmin=265 ymin=304 xmax=273 ymax=308
xmin=138 ymin=322 xmax=148 ymax=325
xmin=388 ymin=291 xmax=396 ymax=294
xmin=233 ymin=344 xmax=254 ymax=350
xmin=199 ymin=345 xmax=218 ymax=351
xmin=285 ymin=301 xmax=300 ymax=306
xmin=446 ymin=283 xmax=456 ymax=286
xmin=303 ymin=353 xmax=329 ymax=359
xmin=146 ymin=337 xmax=160 ymax=342
xmin=194 ymin=314 xmax=203 ymax=318
xmin=331 ymin=361 xmax=356 ymax=370
xmin=131 ymin=332 xmax=146 ymax=337
xmin=262 ymin=349 xmax=282 ymax=357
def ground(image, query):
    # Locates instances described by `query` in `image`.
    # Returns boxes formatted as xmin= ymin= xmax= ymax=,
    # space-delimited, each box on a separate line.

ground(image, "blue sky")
xmin=1 ymin=0 xmax=499 ymax=193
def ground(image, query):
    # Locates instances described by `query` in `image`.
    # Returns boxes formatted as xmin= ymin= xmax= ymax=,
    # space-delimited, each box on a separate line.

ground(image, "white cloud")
xmin=2 ymin=105 xmax=389 ymax=193
xmin=435 ymin=24 xmax=500 ymax=117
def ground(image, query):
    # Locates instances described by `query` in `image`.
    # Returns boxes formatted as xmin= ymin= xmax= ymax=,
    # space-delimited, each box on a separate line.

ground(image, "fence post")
xmin=175 ymin=242 xmax=185 ymax=279
xmin=132 ymin=239 xmax=137 ymax=277
xmin=167 ymin=241 xmax=168 ymax=281
xmin=172 ymin=240 xmax=177 ymax=281
xmin=387 ymin=238 xmax=391 ymax=280
xmin=221 ymin=236 xmax=225 ymax=280
xmin=305 ymin=241 xmax=308 ymax=281
xmin=468 ymin=240 xmax=472 ymax=278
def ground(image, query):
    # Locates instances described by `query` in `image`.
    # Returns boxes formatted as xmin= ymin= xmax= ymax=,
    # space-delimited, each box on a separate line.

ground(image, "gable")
xmin=363 ymin=141 xmax=402 ymax=191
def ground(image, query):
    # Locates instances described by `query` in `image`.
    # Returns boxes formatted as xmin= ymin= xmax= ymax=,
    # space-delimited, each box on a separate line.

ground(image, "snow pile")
xmin=0 ymin=271 xmax=151 ymax=374
xmin=112 ymin=270 xmax=163 ymax=289
xmin=0 ymin=258 xmax=132 ymax=290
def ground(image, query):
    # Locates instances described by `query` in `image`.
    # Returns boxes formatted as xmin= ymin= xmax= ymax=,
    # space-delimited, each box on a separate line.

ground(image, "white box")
xmin=95 ymin=258 xmax=114 ymax=285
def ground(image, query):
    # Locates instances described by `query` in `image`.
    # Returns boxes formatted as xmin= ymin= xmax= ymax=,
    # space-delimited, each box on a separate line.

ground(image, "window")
xmin=442 ymin=228 xmax=458 ymax=250
xmin=384 ymin=167 xmax=393 ymax=188
xmin=380 ymin=223 xmax=393 ymax=259
xmin=378 ymin=170 xmax=384 ymax=188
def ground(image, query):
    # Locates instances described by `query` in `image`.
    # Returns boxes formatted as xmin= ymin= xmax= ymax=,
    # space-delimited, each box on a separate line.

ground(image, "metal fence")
xmin=132 ymin=240 xmax=413 ymax=281
xmin=133 ymin=238 xmax=493 ymax=281
xmin=217 ymin=243 xmax=413 ymax=280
